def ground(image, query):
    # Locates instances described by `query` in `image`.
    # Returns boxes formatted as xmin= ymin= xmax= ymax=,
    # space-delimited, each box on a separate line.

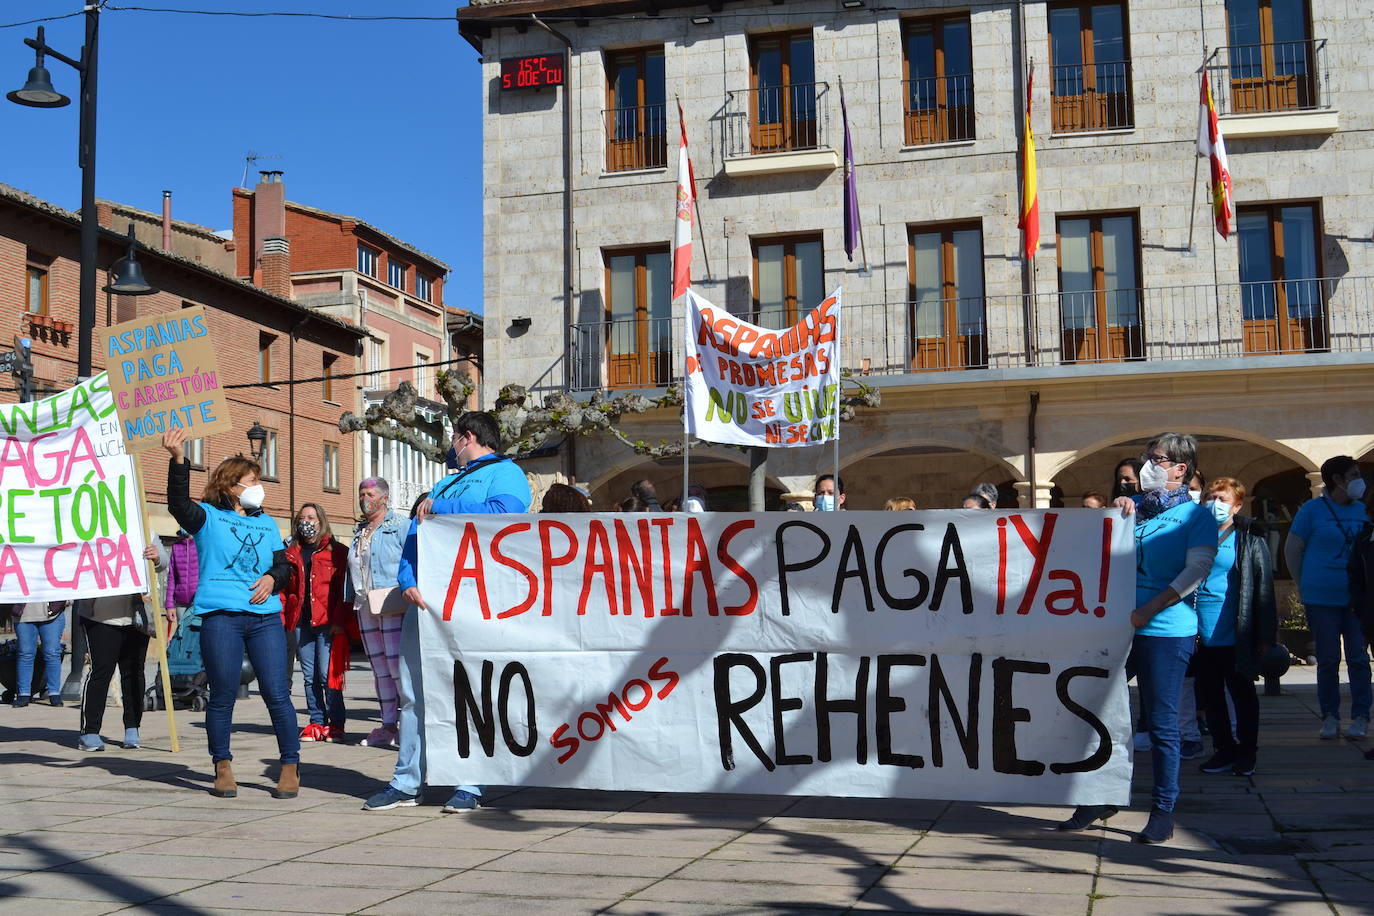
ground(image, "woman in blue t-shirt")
xmin=1059 ymin=432 xmax=1217 ymax=845
xmin=1192 ymin=477 xmax=1276 ymax=779
xmin=162 ymin=428 xmax=298 ymax=800
xmin=1285 ymin=455 xmax=1371 ymax=740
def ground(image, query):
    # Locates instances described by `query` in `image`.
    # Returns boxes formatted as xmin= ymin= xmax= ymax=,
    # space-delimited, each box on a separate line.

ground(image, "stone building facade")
xmin=459 ymin=0 xmax=1372 ymax=528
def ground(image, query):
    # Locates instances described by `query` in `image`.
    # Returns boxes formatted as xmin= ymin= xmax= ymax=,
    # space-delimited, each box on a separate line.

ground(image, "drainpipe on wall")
xmin=1027 ymin=390 xmax=1040 ymax=508
xmin=530 ymin=13 xmax=576 ymax=480
xmin=288 ymin=316 xmax=309 ymax=514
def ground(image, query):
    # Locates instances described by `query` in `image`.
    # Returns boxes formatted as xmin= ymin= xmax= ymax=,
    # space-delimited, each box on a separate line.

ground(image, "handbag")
xmin=367 ymin=586 xmax=410 ymax=617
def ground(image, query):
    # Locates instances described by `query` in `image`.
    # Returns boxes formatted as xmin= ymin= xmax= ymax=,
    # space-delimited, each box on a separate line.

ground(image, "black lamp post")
xmin=246 ymin=421 xmax=268 ymax=461
xmin=10 ymin=11 xmax=157 ymax=703
xmin=103 ymin=224 xmax=159 ymax=296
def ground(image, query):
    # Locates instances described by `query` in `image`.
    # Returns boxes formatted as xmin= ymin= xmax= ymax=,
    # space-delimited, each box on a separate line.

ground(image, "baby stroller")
xmin=145 ymin=608 xmax=210 ymax=712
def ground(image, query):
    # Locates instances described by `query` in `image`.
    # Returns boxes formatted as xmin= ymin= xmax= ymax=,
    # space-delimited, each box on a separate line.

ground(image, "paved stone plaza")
xmin=3 ymin=665 xmax=1372 ymax=915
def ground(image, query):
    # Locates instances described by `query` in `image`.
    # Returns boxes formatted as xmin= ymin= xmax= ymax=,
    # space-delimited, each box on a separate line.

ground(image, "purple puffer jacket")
xmin=164 ymin=538 xmax=199 ymax=609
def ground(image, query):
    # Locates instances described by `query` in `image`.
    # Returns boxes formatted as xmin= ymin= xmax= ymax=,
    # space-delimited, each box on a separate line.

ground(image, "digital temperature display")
xmin=500 ymin=54 xmax=566 ymax=91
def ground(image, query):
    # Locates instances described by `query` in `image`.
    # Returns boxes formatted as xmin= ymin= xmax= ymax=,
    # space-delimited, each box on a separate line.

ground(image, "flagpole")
xmin=1186 ymin=61 xmax=1206 ymax=255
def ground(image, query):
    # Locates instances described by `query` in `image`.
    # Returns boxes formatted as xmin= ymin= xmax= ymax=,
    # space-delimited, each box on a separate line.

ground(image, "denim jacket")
xmin=344 ymin=510 xmax=408 ymax=604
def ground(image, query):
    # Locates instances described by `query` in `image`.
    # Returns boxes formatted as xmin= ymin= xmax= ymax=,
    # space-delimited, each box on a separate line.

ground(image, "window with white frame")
xmin=414 ymin=350 xmax=432 ymax=397
xmin=388 ymin=259 xmax=408 ymax=290
xmin=416 ymin=273 xmax=434 ymax=302
xmin=185 ymin=437 xmax=204 ymax=468
xmin=323 ymin=442 xmax=339 ymax=490
xmin=357 ymin=243 xmax=379 ymax=278
xmin=261 ymin=429 xmax=279 ymax=479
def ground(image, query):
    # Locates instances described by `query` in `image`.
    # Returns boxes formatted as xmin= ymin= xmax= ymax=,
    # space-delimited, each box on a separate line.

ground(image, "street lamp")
xmin=8 ymin=12 xmax=102 ymax=381
xmin=103 ymin=224 xmax=158 ymax=295
xmin=246 ymin=421 xmax=268 ymax=460
xmin=10 ymin=12 xmax=106 ymax=704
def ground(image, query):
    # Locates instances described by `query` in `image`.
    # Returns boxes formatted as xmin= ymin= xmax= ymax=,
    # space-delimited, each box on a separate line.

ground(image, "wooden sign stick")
xmin=133 ymin=459 xmax=180 ymax=753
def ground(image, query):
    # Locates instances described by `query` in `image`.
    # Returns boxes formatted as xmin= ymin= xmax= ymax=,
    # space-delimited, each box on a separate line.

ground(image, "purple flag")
xmin=841 ymin=86 xmax=860 ymax=263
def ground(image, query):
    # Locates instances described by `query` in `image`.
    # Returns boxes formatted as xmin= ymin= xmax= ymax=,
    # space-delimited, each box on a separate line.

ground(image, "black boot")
xmin=1134 ymin=807 xmax=1174 ymax=844
xmin=1055 ymin=805 xmax=1118 ymax=831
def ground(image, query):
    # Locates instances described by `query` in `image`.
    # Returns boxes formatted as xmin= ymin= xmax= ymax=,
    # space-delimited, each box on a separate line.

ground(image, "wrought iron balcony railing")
xmin=603 ymin=103 xmax=668 ymax=172
xmin=723 ymin=81 xmax=832 ymax=158
xmin=1206 ymin=39 xmax=1328 ymax=115
xmin=1050 ymin=60 xmax=1133 ymax=133
xmin=903 ymin=74 xmax=975 ymax=145
xmin=568 ymin=277 xmax=1374 ymax=390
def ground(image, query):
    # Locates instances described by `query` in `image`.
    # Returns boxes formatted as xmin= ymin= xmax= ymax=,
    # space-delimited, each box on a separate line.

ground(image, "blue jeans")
xmin=390 ymin=608 xmax=480 ymax=798
xmin=15 ymin=615 xmax=64 ymax=698
xmin=1131 ymin=634 xmax=1195 ymax=813
xmin=297 ymin=622 xmax=345 ymax=726
xmin=1305 ymin=604 xmax=1372 ymax=721
xmin=201 ymin=611 xmax=300 ymax=765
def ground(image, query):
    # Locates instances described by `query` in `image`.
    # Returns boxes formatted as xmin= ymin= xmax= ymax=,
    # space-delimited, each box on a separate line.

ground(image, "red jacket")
xmin=283 ymin=536 xmax=350 ymax=631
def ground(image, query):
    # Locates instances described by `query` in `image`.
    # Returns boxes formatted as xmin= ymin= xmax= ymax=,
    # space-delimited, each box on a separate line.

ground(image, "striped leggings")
xmin=356 ymin=604 xmax=403 ymax=727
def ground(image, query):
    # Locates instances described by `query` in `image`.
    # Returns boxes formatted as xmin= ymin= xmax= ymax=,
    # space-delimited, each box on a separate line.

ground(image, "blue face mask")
xmin=815 ymin=494 xmax=836 ymax=512
xmin=446 ymin=445 xmax=460 ymax=469
xmin=1206 ymin=500 xmax=1232 ymax=525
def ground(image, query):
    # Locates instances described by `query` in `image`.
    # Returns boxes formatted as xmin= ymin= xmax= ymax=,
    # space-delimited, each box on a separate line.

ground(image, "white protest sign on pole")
xmin=0 ymin=375 xmax=149 ymax=601
xmin=415 ymin=509 xmax=1136 ymax=804
xmin=684 ymin=288 xmax=842 ymax=448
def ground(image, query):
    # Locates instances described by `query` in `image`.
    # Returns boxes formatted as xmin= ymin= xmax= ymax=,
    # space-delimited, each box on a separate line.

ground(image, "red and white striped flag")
xmin=672 ymin=101 xmax=695 ymax=300
xmin=1197 ymin=73 xmax=1232 ymax=240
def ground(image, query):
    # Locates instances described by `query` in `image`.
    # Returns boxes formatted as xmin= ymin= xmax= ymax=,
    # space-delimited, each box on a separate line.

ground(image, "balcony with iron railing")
xmin=722 ymin=81 xmax=838 ymax=176
xmin=568 ymin=277 xmax=1374 ymax=391
xmin=903 ymin=74 xmax=975 ymax=146
xmin=1050 ymin=60 xmax=1133 ymax=133
xmin=1207 ymin=39 xmax=1328 ymax=116
xmin=603 ymin=103 xmax=667 ymax=173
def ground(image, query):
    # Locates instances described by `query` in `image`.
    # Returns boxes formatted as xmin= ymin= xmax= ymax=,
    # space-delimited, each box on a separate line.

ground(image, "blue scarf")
xmin=1136 ymin=485 xmax=1192 ymax=522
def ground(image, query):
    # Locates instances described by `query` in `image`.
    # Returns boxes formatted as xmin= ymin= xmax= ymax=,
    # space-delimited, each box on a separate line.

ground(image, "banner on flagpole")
xmin=414 ymin=509 xmax=1136 ymax=804
xmin=0 ymin=375 xmax=150 ymax=600
xmin=683 ymin=287 xmax=841 ymax=448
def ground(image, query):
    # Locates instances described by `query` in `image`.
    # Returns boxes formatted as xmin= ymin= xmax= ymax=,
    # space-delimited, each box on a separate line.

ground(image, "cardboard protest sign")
xmin=415 ymin=510 xmax=1136 ymax=804
xmin=0 ymin=375 xmax=150 ymax=601
xmin=684 ymin=288 xmax=842 ymax=448
xmin=98 ymin=306 xmax=231 ymax=452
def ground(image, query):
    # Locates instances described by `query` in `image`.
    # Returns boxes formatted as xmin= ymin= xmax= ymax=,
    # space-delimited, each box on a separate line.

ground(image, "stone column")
xmin=1013 ymin=481 xmax=1055 ymax=508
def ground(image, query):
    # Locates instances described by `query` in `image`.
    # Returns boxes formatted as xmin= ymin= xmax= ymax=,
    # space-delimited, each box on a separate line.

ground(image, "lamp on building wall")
xmin=840 ymin=0 xmax=865 ymax=8
xmin=246 ymin=421 xmax=268 ymax=460
xmin=691 ymin=15 xmax=713 ymax=24
xmin=102 ymin=224 xmax=159 ymax=295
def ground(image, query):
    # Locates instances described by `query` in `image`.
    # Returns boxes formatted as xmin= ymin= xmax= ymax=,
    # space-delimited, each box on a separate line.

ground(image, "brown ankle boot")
xmin=272 ymin=762 xmax=299 ymax=799
xmin=211 ymin=759 xmax=237 ymax=798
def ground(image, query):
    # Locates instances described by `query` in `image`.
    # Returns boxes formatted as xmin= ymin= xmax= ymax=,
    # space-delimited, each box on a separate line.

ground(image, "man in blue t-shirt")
xmin=1285 ymin=455 xmax=1371 ymax=739
xmin=362 ymin=411 xmax=532 ymax=814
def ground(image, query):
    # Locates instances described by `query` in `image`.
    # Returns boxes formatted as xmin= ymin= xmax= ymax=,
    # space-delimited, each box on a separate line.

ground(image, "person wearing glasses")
xmin=1285 ymin=455 xmax=1370 ymax=740
xmin=1058 ymin=432 xmax=1217 ymax=845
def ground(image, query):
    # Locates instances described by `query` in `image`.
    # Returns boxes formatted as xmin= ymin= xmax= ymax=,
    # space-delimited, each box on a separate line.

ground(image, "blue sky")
xmin=0 ymin=1 xmax=485 ymax=311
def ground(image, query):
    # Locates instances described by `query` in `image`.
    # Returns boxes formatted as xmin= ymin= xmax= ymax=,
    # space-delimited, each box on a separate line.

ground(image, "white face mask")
xmin=815 ymin=493 xmax=836 ymax=512
xmin=238 ymin=484 xmax=265 ymax=510
xmin=1138 ymin=461 xmax=1169 ymax=492
xmin=1348 ymin=478 xmax=1368 ymax=501
xmin=1188 ymin=490 xmax=1202 ymax=503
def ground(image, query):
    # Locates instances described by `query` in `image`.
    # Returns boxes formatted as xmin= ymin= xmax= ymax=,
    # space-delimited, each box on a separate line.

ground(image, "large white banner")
xmin=416 ymin=509 xmax=1136 ymax=804
xmin=684 ymin=288 xmax=841 ymax=448
xmin=0 ymin=375 xmax=149 ymax=602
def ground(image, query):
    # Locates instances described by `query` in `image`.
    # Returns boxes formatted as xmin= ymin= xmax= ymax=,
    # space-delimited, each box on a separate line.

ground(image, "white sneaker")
xmin=1348 ymin=719 xmax=1369 ymax=739
xmin=1320 ymin=716 xmax=1340 ymax=739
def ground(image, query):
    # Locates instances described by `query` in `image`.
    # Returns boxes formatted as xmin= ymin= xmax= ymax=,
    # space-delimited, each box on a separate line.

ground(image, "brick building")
xmin=459 ymin=0 xmax=1373 ymax=525
xmin=233 ymin=173 xmax=466 ymax=511
xmin=0 ymin=182 xmax=366 ymax=538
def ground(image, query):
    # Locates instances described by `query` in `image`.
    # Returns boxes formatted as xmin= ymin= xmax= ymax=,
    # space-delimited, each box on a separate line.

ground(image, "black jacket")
xmin=166 ymin=457 xmax=290 ymax=593
xmin=1349 ymin=522 xmax=1374 ymax=648
xmin=1227 ymin=515 xmax=1278 ymax=680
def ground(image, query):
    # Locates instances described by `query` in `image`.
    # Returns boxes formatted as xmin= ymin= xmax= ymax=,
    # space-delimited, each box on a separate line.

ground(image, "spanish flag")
xmin=1018 ymin=64 xmax=1040 ymax=262
xmin=1197 ymin=73 xmax=1233 ymax=240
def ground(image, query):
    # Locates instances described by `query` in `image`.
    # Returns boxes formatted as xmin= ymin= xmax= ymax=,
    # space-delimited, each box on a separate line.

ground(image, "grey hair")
xmin=359 ymin=477 xmax=391 ymax=497
xmin=1147 ymin=432 xmax=1199 ymax=480
xmin=971 ymin=482 xmax=999 ymax=506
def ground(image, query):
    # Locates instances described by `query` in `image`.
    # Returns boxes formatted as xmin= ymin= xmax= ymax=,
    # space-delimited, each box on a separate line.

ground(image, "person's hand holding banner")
xmin=403 ymin=587 xmax=427 ymax=610
xmin=161 ymin=427 xmax=188 ymax=461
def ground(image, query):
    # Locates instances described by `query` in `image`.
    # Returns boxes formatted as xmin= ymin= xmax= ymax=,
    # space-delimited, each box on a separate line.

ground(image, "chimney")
xmin=260 ymin=236 xmax=292 ymax=299
xmin=161 ymin=190 xmax=172 ymax=250
xmin=252 ymin=170 xmax=286 ymax=284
